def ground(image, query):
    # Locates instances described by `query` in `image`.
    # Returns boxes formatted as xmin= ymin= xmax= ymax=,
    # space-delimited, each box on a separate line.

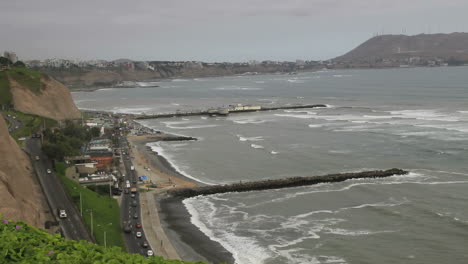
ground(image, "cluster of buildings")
xmin=64 ymin=114 xmax=129 ymax=187
xmin=22 ymin=56 xmax=325 ymax=72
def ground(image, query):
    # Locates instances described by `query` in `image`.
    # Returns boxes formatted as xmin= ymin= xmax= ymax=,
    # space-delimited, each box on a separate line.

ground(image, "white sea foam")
xmin=146 ymin=142 xmax=212 ymax=185
xmin=291 ymin=198 xmax=409 ymax=219
xmin=213 ymin=86 xmax=263 ymax=91
xmin=232 ymin=118 xmax=267 ymax=124
xmin=284 ymin=109 xmax=317 ymax=115
xmin=171 ymin=78 xmax=189 ymax=82
xmin=324 ymin=228 xmax=394 ymax=236
xmin=97 ymin=88 xmax=115 ymax=91
xmin=388 ymin=109 xmax=461 ymax=122
xmin=287 ymin=79 xmax=306 ymax=83
xmin=275 ymin=114 xmax=316 ymax=119
xmin=308 ymin=124 xmax=324 ymax=128
xmin=111 ymin=106 xmax=153 ymax=114
xmin=333 ymin=74 xmax=352 ymax=78
xmin=162 ymin=121 xmax=219 ymax=130
xmin=238 ymin=135 xmax=264 ymax=142
xmin=328 ymin=150 xmax=351 ymax=154
xmin=271 ymin=151 xmax=279 ymax=155
xmin=183 ymin=197 xmax=272 ymax=264
xmin=250 ymin=144 xmax=264 ymax=149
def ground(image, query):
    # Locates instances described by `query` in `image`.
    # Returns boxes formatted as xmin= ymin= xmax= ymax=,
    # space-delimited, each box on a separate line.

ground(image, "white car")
xmin=47 ymin=169 xmax=52 ymax=174
xmin=147 ymin=250 xmax=153 ymax=256
xmin=58 ymin=209 xmax=67 ymax=218
xmin=136 ymin=231 xmax=142 ymax=238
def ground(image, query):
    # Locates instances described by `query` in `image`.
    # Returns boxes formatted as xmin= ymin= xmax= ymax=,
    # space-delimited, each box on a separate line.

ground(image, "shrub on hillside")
xmin=0 ymin=217 xmax=207 ymax=264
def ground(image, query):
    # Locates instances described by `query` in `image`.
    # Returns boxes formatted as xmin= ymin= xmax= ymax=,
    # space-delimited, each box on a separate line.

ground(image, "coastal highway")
xmin=2 ymin=113 xmax=23 ymax=133
xmin=25 ymin=138 xmax=93 ymax=242
xmin=119 ymin=136 xmax=152 ymax=256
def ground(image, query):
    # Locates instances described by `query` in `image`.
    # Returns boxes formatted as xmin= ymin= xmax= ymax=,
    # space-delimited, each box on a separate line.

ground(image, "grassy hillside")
xmin=0 ymin=217 xmax=207 ymax=264
xmin=56 ymin=162 xmax=124 ymax=249
xmin=0 ymin=67 xmax=44 ymax=107
xmin=0 ymin=71 xmax=12 ymax=106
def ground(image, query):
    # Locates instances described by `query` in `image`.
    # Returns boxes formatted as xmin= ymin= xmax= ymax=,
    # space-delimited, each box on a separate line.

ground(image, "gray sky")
xmin=1 ymin=0 xmax=467 ymax=62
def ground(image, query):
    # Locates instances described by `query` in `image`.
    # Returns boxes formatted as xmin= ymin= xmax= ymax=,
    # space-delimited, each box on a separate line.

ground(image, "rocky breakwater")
xmin=169 ymin=168 xmax=408 ymax=198
xmin=161 ymin=135 xmax=197 ymax=141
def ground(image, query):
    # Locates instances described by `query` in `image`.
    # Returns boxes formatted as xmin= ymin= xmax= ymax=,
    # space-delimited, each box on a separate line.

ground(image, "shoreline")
xmin=128 ymin=135 xmax=235 ymax=264
xmin=158 ymin=195 xmax=235 ymax=264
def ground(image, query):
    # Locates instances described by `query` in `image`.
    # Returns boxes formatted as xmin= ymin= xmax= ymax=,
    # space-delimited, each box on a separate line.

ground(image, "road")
xmin=119 ymin=136 xmax=152 ymax=256
xmin=25 ymin=138 xmax=93 ymax=242
xmin=2 ymin=113 xmax=23 ymax=133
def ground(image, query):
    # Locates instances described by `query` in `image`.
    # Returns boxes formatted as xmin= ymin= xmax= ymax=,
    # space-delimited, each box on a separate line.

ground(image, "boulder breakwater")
xmin=168 ymin=168 xmax=408 ymax=198
xmin=135 ymin=104 xmax=327 ymax=119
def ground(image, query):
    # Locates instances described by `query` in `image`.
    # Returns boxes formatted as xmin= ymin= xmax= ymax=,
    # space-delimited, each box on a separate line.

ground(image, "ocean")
xmin=73 ymin=67 xmax=468 ymax=264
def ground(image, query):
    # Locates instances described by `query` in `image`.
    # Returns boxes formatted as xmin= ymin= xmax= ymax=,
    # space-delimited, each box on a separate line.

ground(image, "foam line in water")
xmin=146 ymin=142 xmax=213 ymax=185
xmin=183 ymin=197 xmax=273 ymax=264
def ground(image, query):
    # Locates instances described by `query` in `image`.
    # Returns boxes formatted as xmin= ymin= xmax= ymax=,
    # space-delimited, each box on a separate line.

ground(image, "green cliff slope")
xmin=0 ymin=217 xmax=206 ymax=264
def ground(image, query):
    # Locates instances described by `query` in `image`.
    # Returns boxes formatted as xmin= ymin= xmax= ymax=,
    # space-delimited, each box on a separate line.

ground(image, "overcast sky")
xmin=1 ymin=0 xmax=467 ymax=62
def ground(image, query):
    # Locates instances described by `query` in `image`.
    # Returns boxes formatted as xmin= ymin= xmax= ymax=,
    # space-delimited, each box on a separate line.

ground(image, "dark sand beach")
xmin=159 ymin=196 xmax=235 ymax=264
xmin=129 ymin=135 xmax=235 ymax=264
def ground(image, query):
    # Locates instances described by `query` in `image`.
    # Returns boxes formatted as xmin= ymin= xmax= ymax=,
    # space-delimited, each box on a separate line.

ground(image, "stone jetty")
xmin=168 ymin=168 xmax=408 ymax=198
xmin=135 ymin=104 xmax=328 ymax=119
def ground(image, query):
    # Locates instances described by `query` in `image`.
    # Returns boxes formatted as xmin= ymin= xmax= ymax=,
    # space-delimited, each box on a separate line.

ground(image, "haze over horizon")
xmin=1 ymin=0 xmax=467 ymax=62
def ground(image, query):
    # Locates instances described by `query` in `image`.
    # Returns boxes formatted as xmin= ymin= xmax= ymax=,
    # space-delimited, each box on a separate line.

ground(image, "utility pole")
xmin=90 ymin=210 xmax=93 ymax=235
xmin=104 ymin=231 xmax=107 ymax=248
xmin=80 ymin=192 xmax=83 ymax=217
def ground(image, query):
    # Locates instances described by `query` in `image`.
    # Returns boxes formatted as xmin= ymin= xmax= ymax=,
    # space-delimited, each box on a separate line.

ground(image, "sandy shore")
xmin=128 ymin=135 xmax=234 ymax=264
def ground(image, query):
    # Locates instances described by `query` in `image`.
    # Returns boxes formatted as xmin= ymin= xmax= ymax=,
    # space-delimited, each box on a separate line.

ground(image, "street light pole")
xmin=90 ymin=210 xmax=93 ymax=235
xmin=80 ymin=192 xmax=82 ymax=217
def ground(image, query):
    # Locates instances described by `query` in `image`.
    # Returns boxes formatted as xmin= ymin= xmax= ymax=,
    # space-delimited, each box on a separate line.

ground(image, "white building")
xmin=3 ymin=51 xmax=18 ymax=63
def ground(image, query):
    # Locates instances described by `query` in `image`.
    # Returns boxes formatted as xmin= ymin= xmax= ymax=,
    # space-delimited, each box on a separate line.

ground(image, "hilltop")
xmin=333 ymin=32 xmax=468 ymax=66
xmin=0 ymin=67 xmax=81 ymax=120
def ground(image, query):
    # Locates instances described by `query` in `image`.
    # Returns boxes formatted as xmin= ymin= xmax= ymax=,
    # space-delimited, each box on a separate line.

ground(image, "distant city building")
xmin=3 ymin=51 xmax=18 ymax=63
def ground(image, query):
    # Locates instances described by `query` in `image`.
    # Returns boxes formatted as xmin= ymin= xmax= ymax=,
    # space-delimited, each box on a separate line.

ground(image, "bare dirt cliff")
xmin=0 ymin=116 xmax=47 ymax=227
xmin=10 ymin=75 xmax=81 ymax=120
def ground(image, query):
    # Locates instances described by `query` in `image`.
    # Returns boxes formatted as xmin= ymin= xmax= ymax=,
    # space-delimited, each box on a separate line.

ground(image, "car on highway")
xmin=134 ymin=213 xmax=138 ymax=219
xmin=47 ymin=169 xmax=52 ymax=174
xmin=142 ymin=241 xmax=149 ymax=248
xmin=136 ymin=231 xmax=142 ymax=238
xmin=131 ymin=193 xmax=136 ymax=198
xmin=147 ymin=250 xmax=153 ymax=257
xmin=123 ymin=222 xmax=132 ymax=233
xmin=58 ymin=209 xmax=67 ymax=218
xmin=135 ymin=223 xmax=142 ymax=228
xmin=35 ymin=156 xmax=40 ymax=161
xmin=132 ymin=200 xmax=137 ymax=207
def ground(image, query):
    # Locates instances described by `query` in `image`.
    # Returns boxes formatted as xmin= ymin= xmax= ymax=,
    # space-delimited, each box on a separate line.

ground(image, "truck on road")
xmin=130 ymin=187 xmax=137 ymax=194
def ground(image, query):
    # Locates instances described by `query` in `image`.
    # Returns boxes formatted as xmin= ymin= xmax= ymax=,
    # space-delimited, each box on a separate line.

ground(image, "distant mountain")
xmin=334 ymin=32 xmax=468 ymax=64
